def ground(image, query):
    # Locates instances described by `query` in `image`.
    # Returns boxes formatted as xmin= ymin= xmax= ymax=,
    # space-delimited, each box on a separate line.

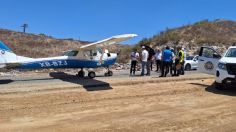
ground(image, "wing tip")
xmin=113 ymin=34 xmax=138 ymax=38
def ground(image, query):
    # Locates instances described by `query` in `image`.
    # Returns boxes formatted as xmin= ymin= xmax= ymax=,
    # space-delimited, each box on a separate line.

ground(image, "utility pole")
xmin=21 ymin=23 xmax=28 ymax=33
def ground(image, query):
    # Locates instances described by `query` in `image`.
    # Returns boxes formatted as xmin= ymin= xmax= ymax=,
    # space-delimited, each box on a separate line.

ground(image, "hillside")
xmin=0 ymin=29 xmax=127 ymax=62
xmin=2 ymin=19 xmax=235 ymax=64
xmin=138 ymin=19 xmax=236 ymax=54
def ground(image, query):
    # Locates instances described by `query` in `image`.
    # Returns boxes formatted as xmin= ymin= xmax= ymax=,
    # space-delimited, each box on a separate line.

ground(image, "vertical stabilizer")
xmin=0 ymin=41 xmax=17 ymax=66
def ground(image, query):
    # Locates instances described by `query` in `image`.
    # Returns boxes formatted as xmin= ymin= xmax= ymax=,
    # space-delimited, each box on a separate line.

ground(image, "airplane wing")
xmin=80 ymin=34 xmax=137 ymax=50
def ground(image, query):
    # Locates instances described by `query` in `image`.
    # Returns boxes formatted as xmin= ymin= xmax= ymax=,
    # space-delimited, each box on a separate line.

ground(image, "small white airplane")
xmin=0 ymin=34 xmax=137 ymax=78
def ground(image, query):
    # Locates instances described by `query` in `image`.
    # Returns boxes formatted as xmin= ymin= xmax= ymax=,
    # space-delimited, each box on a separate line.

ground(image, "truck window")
xmin=225 ymin=48 xmax=236 ymax=57
xmin=201 ymin=47 xmax=221 ymax=58
xmin=202 ymin=48 xmax=214 ymax=58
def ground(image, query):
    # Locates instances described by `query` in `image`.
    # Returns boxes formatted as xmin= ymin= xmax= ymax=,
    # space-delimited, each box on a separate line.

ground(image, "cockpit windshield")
xmin=63 ymin=48 xmax=102 ymax=59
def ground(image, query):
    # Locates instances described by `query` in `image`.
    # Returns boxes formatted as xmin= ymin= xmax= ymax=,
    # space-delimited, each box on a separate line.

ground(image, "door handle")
xmin=199 ymin=59 xmax=205 ymax=61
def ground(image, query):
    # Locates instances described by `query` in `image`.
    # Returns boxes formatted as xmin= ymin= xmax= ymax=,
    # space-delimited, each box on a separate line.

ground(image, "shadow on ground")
xmin=190 ymin=83 xmax=236 ymax=96
xmin=49 ymin=72 xmax=112 ymax=91
xmin=0 ymin=79 xmax=13 ymax=84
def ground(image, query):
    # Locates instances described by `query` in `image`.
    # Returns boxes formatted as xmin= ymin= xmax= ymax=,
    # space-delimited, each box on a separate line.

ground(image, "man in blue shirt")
xmin=160 ymin=46 xmax=173 ymax=77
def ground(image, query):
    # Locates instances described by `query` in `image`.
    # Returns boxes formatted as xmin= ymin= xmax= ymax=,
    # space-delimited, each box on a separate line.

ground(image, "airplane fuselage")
xmin=17 ymin=55 xmax=117 ymax=69
xmin=0 ymin=34 xmax=137 ymax=78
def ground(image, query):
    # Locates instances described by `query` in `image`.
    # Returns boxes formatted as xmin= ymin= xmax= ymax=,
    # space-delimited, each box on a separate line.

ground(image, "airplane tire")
xmin=77 ymin=71 xmax=85 ymax=78
xmin=104 ymin=73 xmax=108 ymax=76
xmin=108 ymin=71 xmax=113 ymax=76
xmin=88 ymin=71 xmax=96 ymax=79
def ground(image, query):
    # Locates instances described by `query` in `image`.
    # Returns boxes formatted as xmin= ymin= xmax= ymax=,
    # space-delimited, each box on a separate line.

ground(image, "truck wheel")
xmin=215 ymin=82 xmax=224 ymax=90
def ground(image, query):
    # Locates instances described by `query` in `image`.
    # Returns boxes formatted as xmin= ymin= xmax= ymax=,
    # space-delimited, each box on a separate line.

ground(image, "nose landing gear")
xmin=77 ymin=68 xmax=85 ymax=78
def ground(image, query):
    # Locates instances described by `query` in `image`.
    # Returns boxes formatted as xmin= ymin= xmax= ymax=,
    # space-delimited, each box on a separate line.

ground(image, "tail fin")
xmin=0 ymin=41 xmax=13 ymax=52
xmin=0 ymin=41 xmax=17 ymax=66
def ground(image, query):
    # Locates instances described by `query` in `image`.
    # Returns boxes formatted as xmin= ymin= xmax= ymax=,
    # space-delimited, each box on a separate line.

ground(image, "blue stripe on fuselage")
xmin=18 ymin=58 xmax=116 ymax=69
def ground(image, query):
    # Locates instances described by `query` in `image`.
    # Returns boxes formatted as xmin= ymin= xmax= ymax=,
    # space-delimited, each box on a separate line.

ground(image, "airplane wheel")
xmin=108 ymin=71 xmax=113 ymax=76
xmin=77 ymin=70 xmax=85 ymax=78
xmin=104 ymin=73 xmax=109 ymax=76
xmin=88 ymin=71 xmax=96 ymax=79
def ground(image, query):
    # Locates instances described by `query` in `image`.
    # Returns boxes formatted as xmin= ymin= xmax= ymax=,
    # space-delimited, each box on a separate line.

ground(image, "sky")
xmin=0 ymin=0 xmax=236 ymax=44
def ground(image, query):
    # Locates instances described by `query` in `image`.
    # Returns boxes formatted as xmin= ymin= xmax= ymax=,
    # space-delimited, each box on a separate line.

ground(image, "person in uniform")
xmin=176 ymin=46 xmax=185 ymax=76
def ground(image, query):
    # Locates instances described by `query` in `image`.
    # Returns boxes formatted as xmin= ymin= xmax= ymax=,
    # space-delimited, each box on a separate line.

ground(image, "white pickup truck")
xmin=198 ymin=46 xmax=236 ymax=89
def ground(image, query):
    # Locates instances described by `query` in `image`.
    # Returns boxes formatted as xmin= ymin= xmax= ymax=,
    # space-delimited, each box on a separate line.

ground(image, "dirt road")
xmin=0 ymin=72 xmax=236 ymax=132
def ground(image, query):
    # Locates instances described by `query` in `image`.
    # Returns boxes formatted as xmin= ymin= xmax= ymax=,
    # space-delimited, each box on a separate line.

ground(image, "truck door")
xmin=193 ymin=56 xmax=198 ymax=68
xmin=198 ymin=47 xmax=221 ymax=75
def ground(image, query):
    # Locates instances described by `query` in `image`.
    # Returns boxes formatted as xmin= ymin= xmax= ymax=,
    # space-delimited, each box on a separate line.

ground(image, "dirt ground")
xmin=0 ymin=73 xmax=236 ymax=132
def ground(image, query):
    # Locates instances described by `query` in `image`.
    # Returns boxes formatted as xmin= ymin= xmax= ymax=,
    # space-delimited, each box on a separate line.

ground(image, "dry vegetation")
xmin=1 ymin=19 xmax=236 ymax=63
xmin=0 ymin=29 xmax=127 ymax=62
xmin=0 ymin=29 xmax=88 ymax=58
xmin=138 ymin=19 xmax=236 ymax=51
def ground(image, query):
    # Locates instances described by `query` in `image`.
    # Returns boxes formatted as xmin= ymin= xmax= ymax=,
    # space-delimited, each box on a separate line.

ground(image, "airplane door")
xmin=198 ymin=47 xmax=221 ymax=75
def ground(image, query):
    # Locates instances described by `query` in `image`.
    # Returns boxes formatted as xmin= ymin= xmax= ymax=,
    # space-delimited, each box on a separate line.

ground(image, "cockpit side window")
xmin=97 ymin=48 xmax=103 ymax=54
xmin=63 ymin=50 xmax=79 ymax=56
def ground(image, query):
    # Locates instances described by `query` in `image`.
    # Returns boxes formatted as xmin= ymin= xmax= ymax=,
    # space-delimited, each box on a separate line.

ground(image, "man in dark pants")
xmin=160 ymin=46 xmax=173 ymax=77
xmin=170 ymin=49 xmax=175 ymax=75
xmin=172 ymin=56 xmax=180 ymax=76
xmin=130 ymin=49 xmax=139 ymax=75
xmin=146 ymin=48 xmax=155 ymax=76
xmin=155 ymin=48 xmax=162 ymax=72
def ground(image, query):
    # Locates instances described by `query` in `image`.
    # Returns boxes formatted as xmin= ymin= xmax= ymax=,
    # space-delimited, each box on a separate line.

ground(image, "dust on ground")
xmin=0 ymin=73 xmax=236 ymax=132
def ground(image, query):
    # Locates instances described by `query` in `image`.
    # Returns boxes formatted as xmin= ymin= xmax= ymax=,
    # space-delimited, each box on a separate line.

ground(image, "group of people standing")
xmin=130 ymin=45 xmax=185 ymax=77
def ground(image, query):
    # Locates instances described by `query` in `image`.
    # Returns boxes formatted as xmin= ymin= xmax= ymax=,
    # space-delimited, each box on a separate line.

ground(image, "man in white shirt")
xmin=130 ymin=49 xmax=139 ymax=75
xmin=155 ymin=48 xmax=162 ymax=72
xmin=141 ymin=46 xmax=149 ymax=76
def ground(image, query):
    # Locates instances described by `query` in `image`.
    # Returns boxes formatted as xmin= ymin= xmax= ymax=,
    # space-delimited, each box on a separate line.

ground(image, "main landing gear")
xmin=77 ymin=68 xmax=85 ymax=78
xmin=77 ymin=68 xmax=96 ymax=79
xmin=77 ymin=67 xmax=113 ymax=79
xmin=104 ymin=67 xmax=113 ymax=77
